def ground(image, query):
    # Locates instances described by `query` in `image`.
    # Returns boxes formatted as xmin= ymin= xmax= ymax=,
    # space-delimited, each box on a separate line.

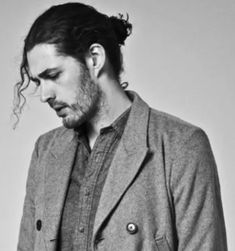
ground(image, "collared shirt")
xmin=58 ymin=108 xmax=131 ymax=251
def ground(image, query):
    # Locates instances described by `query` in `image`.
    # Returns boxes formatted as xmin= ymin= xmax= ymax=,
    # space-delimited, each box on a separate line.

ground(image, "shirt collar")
xmin=75 ymin=106 xmax=131 ymax=140
xmin=105 ymin=107 xmax=131 ymax=137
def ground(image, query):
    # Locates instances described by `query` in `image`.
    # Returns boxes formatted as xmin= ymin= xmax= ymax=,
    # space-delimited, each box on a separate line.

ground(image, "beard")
xmin=51 ymin=64 xmax=102 ymax=129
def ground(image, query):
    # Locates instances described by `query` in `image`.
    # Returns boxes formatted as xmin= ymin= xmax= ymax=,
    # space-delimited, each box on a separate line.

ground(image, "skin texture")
xmin=27 ymin=44 xmax=101 ymax=129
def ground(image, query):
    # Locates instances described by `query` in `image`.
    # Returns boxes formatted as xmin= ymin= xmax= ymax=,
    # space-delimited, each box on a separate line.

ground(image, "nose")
xmin=40 ymin=81 xmax=55 ymax=103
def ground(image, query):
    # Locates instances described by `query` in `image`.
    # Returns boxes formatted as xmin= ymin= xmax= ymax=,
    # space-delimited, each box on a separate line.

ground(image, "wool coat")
xmin=17 ymin=91 xmax=227 ymax=251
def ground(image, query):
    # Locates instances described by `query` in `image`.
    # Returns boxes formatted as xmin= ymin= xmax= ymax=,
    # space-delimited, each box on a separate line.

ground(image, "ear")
xmin=85 ymin=43 xmax=106 ymax=78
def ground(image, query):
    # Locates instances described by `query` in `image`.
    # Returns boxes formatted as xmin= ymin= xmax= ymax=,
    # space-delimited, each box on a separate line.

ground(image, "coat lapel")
xmin=43 ymin=129 xmax=79 ymax=244
xmin=93 ymin=91 xmax=150 ymax=242
xmin=41 ymin=91 xmax=150 ymax=249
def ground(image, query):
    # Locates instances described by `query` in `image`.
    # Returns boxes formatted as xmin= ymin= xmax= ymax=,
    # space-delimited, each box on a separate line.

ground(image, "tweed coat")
xmin=17 ymin=91 xmax=227 ymax=251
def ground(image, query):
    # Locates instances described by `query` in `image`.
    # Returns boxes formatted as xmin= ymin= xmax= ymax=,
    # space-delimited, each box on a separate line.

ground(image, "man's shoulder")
xmin=148 ymin=108 xmax=207 ymax=144
xmin=35 ymin=126 xmax=73 ymax=150
xmin=149 ymin=108 xmax=198 ymax=131
xmin=39 ymin=126 xmax=67 ymax=139
xmin=130 ymin=91 xmax=201 ymax=136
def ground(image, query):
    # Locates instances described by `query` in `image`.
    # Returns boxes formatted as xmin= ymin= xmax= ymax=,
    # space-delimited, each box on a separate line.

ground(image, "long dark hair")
xmin=13 ymin=2 xmax=132 ymax=128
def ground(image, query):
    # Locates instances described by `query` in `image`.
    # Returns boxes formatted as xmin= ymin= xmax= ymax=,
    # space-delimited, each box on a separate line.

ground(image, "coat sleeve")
xmin=170 ymin=128 xmax=227 ymax=250
xmin=17 ymin=138 xmax=40 ymax=251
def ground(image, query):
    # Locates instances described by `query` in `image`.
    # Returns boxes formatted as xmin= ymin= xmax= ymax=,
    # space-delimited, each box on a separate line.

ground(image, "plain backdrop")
xmin=0 ymin=0 xmax=234 ymax=250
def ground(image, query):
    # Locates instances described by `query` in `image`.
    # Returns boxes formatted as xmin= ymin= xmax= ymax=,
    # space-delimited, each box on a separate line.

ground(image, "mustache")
xmin=48 ymin=100 xmax=68 ymax=110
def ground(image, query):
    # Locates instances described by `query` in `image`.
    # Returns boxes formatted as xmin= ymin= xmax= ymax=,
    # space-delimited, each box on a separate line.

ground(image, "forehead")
xmin=27 ymin=44 xmax=65 ymax=75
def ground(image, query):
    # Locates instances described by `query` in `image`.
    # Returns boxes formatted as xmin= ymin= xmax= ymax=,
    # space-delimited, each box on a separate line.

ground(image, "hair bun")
xmin=109 ymin=13 xmax=132 ymax=45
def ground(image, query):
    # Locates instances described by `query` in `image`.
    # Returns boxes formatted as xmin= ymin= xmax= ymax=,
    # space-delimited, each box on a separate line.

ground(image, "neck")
xmin=86 ymin=78 xmax=131 ymax=148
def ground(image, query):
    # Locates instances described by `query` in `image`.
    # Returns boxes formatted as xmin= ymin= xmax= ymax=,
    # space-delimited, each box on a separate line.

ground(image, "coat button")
xmin=85 ymin=189 xmax=90 ymax=196
xmin=126 ymin=222 xmax=138 ymax=234
xmin=79 ymin=226 xmax=85 ymax=233
xmin=36 ymin=220 xmax=42 ymax=231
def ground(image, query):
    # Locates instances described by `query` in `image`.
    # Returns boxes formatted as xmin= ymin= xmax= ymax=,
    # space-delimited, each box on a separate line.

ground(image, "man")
xmin=16 ymin=2 xmax=227 ymax=251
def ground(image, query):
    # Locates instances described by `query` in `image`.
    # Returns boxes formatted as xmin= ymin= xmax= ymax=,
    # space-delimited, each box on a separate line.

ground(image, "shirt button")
xmin=79 ymin=226 xmax=85 ymax=233
xmin=36 ymin=219 xmax=42 ymax=231
xmin=126 ymin=222 xmax=138 ymax=234
xmin=95 ymin=155 xmax=99 ymax=162
xmin=85 ymin=190 xmax=90 ymax=196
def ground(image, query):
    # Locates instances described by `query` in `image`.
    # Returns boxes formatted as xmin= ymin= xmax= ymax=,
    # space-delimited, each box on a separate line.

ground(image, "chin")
xmin=62 ymin=114 xmax=85 ymax=129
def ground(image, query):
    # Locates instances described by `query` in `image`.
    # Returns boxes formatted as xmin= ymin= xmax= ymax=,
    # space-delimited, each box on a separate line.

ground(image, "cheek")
xmin=56 ymin=87 xmax=78 ymax=104
xmin=58 ymin=74 xmax=80 ymax=98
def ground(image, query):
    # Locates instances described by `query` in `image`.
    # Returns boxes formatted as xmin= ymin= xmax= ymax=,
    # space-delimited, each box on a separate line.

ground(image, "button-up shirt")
xmin=58 ymin=108 xmax=130 ymax=251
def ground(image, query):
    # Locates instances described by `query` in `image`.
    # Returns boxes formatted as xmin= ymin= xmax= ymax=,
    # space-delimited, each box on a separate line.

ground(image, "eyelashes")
xmin=48 ymin=72 xmax=61 ymax=80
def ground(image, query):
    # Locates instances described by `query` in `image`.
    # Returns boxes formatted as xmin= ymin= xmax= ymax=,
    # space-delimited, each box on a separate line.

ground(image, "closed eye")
xmin=47 ymin=72 xmax=61 ymax=81
xmin=30 ymin=71 xmax=61 ymax=86
xmin=39 ymin=69 xmax=62 ymax=81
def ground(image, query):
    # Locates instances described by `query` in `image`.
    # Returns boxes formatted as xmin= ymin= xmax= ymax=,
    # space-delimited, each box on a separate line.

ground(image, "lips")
xmin=53 ymin=105 xmax=64 ymax=111
xmin=53 ymin=106 xmax=67 ymax=117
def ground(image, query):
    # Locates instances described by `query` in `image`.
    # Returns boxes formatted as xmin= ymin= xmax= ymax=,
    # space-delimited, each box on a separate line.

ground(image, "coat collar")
xmin=43 ymin=91 xmax=150 ymax=248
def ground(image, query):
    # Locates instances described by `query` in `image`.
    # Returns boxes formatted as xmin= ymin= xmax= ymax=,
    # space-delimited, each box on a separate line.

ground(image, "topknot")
xmin=109 ymin=13 xmax=132 ymax=45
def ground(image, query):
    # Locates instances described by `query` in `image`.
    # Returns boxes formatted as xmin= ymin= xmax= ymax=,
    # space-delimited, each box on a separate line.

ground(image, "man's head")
xmin=13 ymin=2 xmax=132 ymax=128
xmin=27 ymin=43 xmax=102 ymax=128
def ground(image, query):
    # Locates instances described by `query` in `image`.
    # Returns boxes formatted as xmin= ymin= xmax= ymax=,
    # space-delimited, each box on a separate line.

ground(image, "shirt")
xmin=58 ymin=108 xmax=130 ymax=251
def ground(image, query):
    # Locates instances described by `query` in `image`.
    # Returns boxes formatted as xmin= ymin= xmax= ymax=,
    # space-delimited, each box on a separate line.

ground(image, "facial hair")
xmin=62 ymin=65 xmax=101 ymax=129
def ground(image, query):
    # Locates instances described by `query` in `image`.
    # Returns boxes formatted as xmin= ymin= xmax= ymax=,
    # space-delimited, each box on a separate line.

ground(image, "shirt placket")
xmin=75 ymin=134 xmax=108 ymax=250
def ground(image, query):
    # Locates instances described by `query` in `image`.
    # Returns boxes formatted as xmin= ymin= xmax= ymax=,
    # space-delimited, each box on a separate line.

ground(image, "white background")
xmin=0 ymin=0 xmax=234 ymax=250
